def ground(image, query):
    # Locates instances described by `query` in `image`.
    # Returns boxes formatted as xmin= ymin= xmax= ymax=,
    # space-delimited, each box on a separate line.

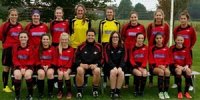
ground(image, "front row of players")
xmin=13 ymin=29 xmax=193 ymax=100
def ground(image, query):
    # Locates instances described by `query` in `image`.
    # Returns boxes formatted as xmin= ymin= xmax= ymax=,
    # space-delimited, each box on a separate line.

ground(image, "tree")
xmin=117 ymin=0 xmax=134 ymax=19
xmin=188 ymin=0 xmax=200 ymax=20
xmin=134 ymin=3 xmax=147 ymax=12
xmin=158 ymin=0 xmax=190 ymax=21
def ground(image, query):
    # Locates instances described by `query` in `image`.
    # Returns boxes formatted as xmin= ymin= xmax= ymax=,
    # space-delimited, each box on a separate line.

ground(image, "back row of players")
xmin=0 ymin=3 xmax=196 ymax=100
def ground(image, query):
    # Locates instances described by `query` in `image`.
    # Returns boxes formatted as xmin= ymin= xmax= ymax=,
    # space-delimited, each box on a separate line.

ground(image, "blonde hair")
xmin=58 ymin=32 xmax=70 ymax=55
xmin=54 ymin=6 xmax=64 ymax=19
xmin=8 ymin=8 xmax=18 ymax=21
xmin=153 ymin=9 xmax=165 ymax=27
xmin=75 ymin=4 xmax=86 ymax=24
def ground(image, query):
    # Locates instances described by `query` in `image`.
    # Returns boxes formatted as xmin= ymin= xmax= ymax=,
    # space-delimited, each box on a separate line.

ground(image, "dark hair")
xmin=109 ymin=31 xmax=123 ymax=47
xmin=153 ymin=32 xmax=163 ymax=45
xmin=129 ymin=11 xmax=138 ymax=17
xmin=18 ymin=31 xmax=29 ymax=39
xmin=136 ymin=33 xmax=145 ymax=42
xmin=39 ymin=34 xmax=52 ymax=57
xmin=86 ymin=28 xmax=96 ymax=35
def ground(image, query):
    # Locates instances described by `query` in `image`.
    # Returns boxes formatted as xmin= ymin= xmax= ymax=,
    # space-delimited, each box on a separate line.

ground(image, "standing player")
xmin=104 ymin=31 xmax=127 ymax=99
xmin=170 ymin=35 xmax=192 ymax=99
xmin=70 ymin=4 xmax=91 ymax=49
xmin=147 ymin=9 xmax=169 ymax=87
xmin=25 ymin=9 xmax=48 ymax=48
xmin=56 ymin=33 xmax=74 ymax=99
xmin=50 ymin=6 xmax=70 ymax=47
xmin=149 ymin=33 xmax=170 ymax=99
xmin=35 ymin=34 xmax=57 ymax=99
xmin=0 ymin=8 xmax=23 ymax=92
xmin=98 ymin=6 xmax=120 ymax=87
xmin=121 ymin=11 xmax=146 ymax=88
xmin=129 ymin=33 xmax=148 ymax=96
xmin=172 ymin=10 xmax=196 ymax=90
xmin=12 ymin=32 xmax=35 ymax=100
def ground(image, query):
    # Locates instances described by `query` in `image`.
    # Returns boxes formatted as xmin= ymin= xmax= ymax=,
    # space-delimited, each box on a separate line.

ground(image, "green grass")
xmin=0 ymin=20 xmax=200 ymax=100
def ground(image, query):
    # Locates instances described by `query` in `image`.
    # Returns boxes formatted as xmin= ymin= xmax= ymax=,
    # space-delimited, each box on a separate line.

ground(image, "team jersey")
xmin=75 ymin=41 xmax=103 ymax=67
xmin=70 ymin=17 xmax=91 ymax=48
xmin=56 ymin=46 xmax=75 ymax=69
xmin=50 ymin=20 xmax=70 ymax=44
xmin=104 ymin=44 xmax=127 ymax=68
xmin=169 ymin=45 xmax=192 ymax=67
xmin=130 ymin=45 xmax=148 ymax=68
xmin=12 ymin=45 xmax=35 ymax=69
xmin=147 ymin=23 xmax=169 ymax=46
xmin=98 ymin=19 xmax=120 ymax=43
xmin=121 ymin=22 xmax=146 ymax=50
xmin=0 ymin=21 xmax=23 ymax=48
xmin=35 ymin=46 xmax=57 ymax=67
xmin=25 ymin=22 xmax=48 ymax=47
xmin=173 ymin=25 xmax=196 ymax=50
xmin=149 ymin=45 xmax=170 ymax=67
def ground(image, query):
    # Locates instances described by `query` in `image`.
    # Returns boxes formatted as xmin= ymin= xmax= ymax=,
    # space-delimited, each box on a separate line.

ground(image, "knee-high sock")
xmin=14 ymin=79 xmax=21 ymax=97
xmin=134 ymin=76 xmax=139 ymax=92
xmin=125 ymin=76 xmax=129 ymax=85
xmin=37 ymin=80 xmax=44 ymax=94
xmin=58 ymin=80 xmax=63 ymax=92
xmin=158 ymin=76 xmax=164 ymax=92
xmin=26 ymin=79 xmax=33 ymax=95
xmin=185 ymin=75 xmax=191 ymax=93
xmin=176 ymin=75 xmax=182 ymax=92
xmin=3 ymin=71 xmax=9 ymax=88
xmin=48 ymin=79 xmax=54 ymax=94
xmin=164 ymin=76 xmax=170 ymax=92
xmin=140 ymin=77 xmax=147 ymax=92
xmin=65 ymin=80 xmax=72 ymax=93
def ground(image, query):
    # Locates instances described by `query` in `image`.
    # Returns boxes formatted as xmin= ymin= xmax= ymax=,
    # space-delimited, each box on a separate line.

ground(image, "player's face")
xmin=76 ymin=6 xmax=85 ymax=19
xmin=136 ymin=34 xmax=144 ymax=46
xmin=175 ymin=36 xmax=184 ymax=47
xmin=42 ymin=36 xmax=50 ymax=47
xmin=179 ymin=15 xmax=188 ymax=26
xmin=154 ymin=12 xmax=163 ymax=23
xmin=155 ymin=35 xmax=163 ymax=45
xmin=19 ymin=33 xmax=28 ymax=44
xmin=9 ymin=11 xmax=18 ymax=23
xmin=112 ymin=33 xmax=119 ymax=45
xmin=61 ymin=36 xmax=69 ymax=46
xmin=86 ymin=32 xmax=95 ymax=43
xmin=55 ymin=9 xmax=63 ymax=20
xmin=106 ymin=9 xmax=114 ymax=20
xmin=130 ymin=13 xmax=138 ymax=25
xmin=32 ymin=13 xmax=40 ymax=23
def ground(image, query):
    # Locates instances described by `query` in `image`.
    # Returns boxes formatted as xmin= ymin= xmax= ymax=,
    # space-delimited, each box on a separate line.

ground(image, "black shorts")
xmin=52 ymin=42 xmax=59 ymax=47
xmin=2 ymin=47 xmax=13 ymax=67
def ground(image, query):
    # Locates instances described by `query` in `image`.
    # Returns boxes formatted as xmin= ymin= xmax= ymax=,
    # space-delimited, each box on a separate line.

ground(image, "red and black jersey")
xmin=12 ymin=45 xmax=35 ymax=69
xmin=121 ymin=23 xmax=146 ymax=50
xmin=104 ymin=44 xmax=127 ymax=69
xmin=56 ymin=46 xmax=75 ymax=69
xmin=169 ymin=45 xmax=192 ymax=67
xmin=130 ymin=45 xmax=148 ymax=68
xmin=147 ymin=23 xmax=169 ymax=46
xmin=0 ymin=22 xmax=23 ymax=48
xmin=149 ymin=45 xmax=170 ymax=67
xmin=25 ymin=22 xmax=48 ymax=47
xmin=35 ymin=46 xmax=57 ymax=67
xmin=173 ymin=25 xmax=196 ymax=50
xmin=50 ymin=20 xmax=70 ymax=44
xmin=75 ymin=41 xmax=103 ymax=67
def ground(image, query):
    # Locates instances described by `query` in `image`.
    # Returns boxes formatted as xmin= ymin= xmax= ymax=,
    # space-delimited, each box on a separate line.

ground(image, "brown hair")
xmin=153 ymin=9 xmax=165 ymax=27
xmin=8 ymin=8 xmax=18 ymax=21
xmin=179 ymin=10 xmax=190 ymax=19
xmin=75 ymin=4 xmax=87 ymax=24
xmin=109 ymin=31 xmax=123 ymax=47
xmin=129 ymin=11 xmax=138 ymax=17
xmin=39 ymin=34 xmax=52 ymax=57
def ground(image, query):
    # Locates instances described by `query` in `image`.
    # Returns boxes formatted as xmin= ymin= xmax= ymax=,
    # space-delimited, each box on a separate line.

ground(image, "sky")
xmin=114 ymin=0 xmax=159 ymax=11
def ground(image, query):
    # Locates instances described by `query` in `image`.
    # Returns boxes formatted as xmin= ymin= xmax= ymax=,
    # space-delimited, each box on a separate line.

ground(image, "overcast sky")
xmin=114 ymin=0 xmax=158 ymax=11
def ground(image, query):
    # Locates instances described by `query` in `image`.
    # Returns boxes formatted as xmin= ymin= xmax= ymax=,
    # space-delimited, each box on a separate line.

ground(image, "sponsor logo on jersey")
xmin=18 ymin=55 xmax=28 ymax=60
